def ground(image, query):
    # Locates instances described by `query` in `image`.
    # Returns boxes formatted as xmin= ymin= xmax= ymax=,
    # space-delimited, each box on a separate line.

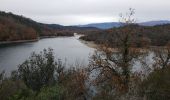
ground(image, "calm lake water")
xmin=0 ymin=35 xmax=95 ymax=75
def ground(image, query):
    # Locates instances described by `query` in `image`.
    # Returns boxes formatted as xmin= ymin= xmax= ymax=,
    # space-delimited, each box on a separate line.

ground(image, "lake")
xmin=0 ymin=34 xmax=95 ymax=75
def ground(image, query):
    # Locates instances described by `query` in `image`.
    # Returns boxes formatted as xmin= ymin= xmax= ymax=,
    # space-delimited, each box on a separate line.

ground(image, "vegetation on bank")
xmin=80 ymin=24 xmax=170 ymax=47
xmin=0 ymin=48 xmax=90 ymax=100
xmin=0 ymin=45 xmax=170 ymax=100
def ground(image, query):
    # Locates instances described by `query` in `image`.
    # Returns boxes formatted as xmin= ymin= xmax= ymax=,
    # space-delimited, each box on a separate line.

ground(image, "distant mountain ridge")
xmin=139 ymin=20 xmax=170 ymax=26
xmin=76 ymin=20 xmax=170 ymax=29
xmin=77 ymin=22 xmax=122 ymax=29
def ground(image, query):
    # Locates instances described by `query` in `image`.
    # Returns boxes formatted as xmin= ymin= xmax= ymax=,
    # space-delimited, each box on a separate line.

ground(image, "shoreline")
xmin=79 ymin=37 xmax=169 ymax=52
xmin=39 ymin=35 xmax=74 ymax=39
xmin=79 ymin=39 xmax=98 ymax=49
xmin=0 ymin=39 xmax=39 ymax=45
xmin=0 ymin=35 xmax=74 ymax=45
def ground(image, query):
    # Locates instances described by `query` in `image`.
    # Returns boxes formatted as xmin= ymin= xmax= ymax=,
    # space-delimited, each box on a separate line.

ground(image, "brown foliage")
xmin=88 ymin=9 xmax=148 ymax=98
xmin=61 ymin=68 xmax=89 ymax=100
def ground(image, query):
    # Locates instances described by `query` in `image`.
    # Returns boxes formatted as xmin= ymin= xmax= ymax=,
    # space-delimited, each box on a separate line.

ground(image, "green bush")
xmin=36 ymin=85 xmax=64 ymax=100
xmin=18 ymin=48 xmax=57 ymax=91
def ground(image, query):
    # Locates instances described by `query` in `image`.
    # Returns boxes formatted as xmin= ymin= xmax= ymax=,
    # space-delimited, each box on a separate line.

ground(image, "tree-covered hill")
xmin=0 ymin=11 xmax=99 ymax=41
xmin=80 ymin=24 xmax=170 ymax=46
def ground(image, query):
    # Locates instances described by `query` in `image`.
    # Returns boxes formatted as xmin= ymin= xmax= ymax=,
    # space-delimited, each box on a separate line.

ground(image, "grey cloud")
xmin=0 ymin=0 xmax=170 ymax=25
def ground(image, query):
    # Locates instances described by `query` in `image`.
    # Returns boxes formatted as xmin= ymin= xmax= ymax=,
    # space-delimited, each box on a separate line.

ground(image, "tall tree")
xmin=89 ymin=9 xmax=146 ymax=98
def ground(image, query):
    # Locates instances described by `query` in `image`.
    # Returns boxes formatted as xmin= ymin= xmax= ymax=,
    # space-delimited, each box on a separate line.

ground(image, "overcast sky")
xmin=0 ymin=0 xmax=170 ymax=25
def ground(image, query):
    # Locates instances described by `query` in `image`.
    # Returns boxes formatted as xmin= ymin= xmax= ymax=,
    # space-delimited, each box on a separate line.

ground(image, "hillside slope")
xmin=0 ymin=11 xmax=99 ymax=42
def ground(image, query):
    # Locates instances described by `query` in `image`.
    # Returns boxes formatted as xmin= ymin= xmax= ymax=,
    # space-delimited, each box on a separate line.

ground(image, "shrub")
xmin=18 ymin=48 xmax=57 ymax=91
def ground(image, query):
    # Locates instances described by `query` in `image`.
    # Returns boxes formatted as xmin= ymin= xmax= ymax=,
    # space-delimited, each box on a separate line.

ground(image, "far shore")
xmin=0 ymin=39 xmax=39 ymax=45
xmin=79 ymin=37 xmax=169 ymax=52
xmin=39 ymin=35 xmax=74 ymax=39
xmin=79 ymin=39 xmax=98 ymax=48
xmin=0 ymin=35 xmax=74 ymax=45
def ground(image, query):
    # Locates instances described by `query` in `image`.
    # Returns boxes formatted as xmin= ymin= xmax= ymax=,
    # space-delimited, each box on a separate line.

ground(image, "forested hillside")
xmin=80 ymin=24 xmax=170 ymax=46
xmin=0 ymin=11 xmax=99 ymax=41
xmin=0 ymin=11 xmax=38 ymax=41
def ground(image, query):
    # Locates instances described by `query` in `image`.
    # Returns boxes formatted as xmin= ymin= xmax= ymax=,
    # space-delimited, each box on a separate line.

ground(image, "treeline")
xmin=80 ymin=24 xmax=170 ymax=47
xmin=0 ymin=11 xmax=99 ymax=41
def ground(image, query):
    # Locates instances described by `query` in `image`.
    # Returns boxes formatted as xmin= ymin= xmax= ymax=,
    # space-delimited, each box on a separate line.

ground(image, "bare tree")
xmin=88 ymin=8 xmax=146 ymax=97
xmin=153 ymin=45 xmax=170 ymax=69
